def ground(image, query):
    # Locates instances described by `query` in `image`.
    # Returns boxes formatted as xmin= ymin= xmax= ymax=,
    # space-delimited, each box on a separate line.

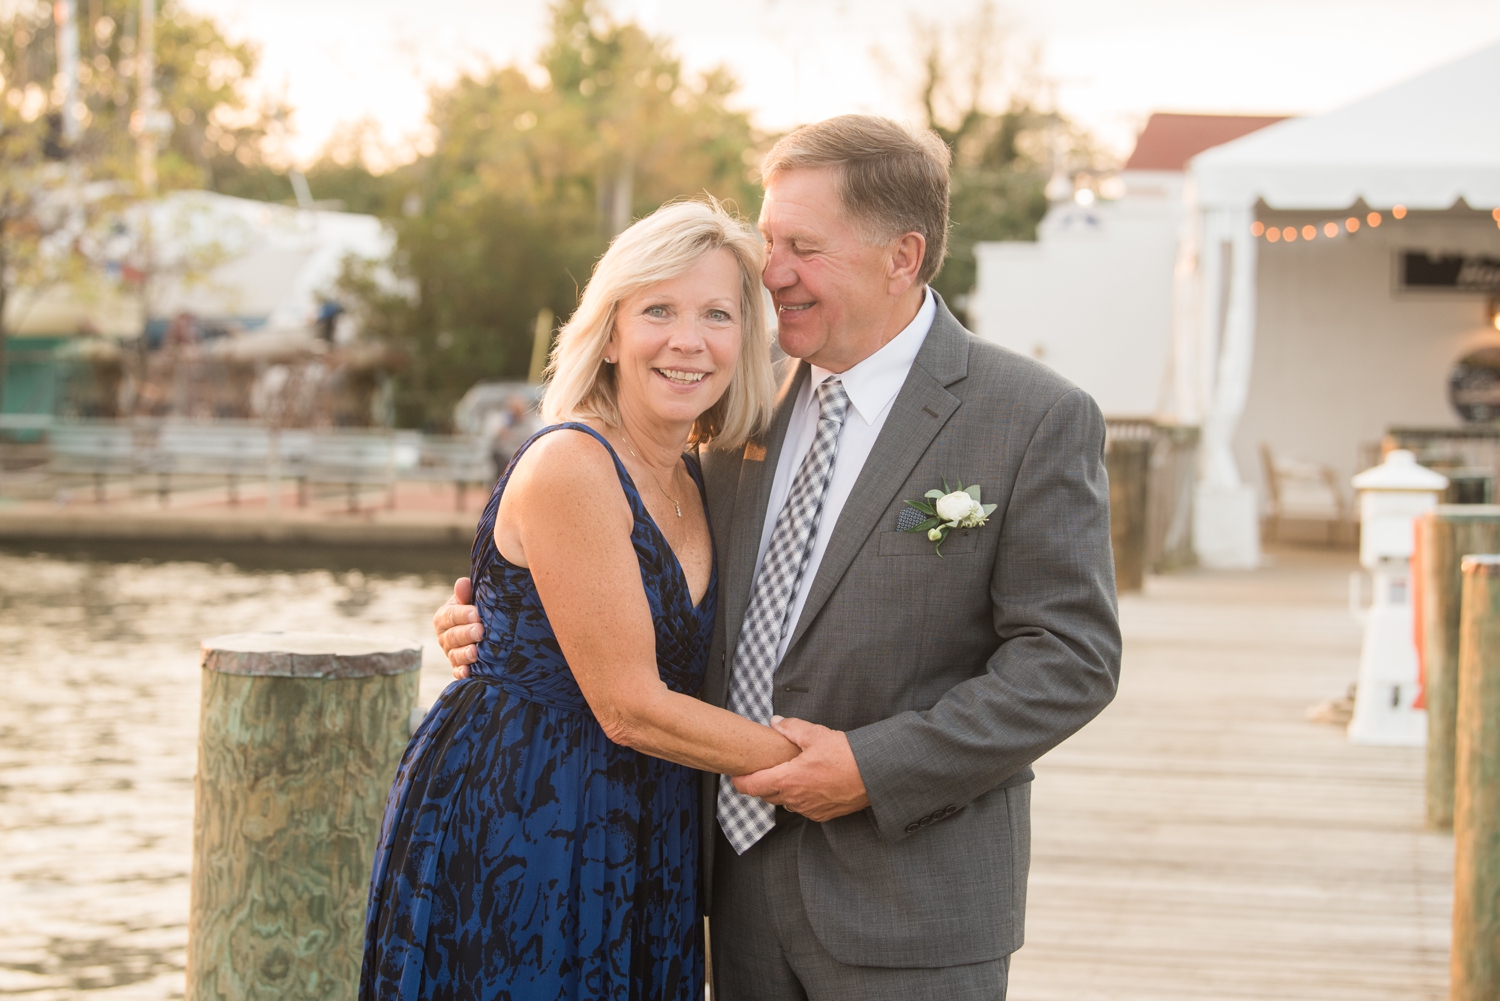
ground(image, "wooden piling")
xmin=1415 ymin=506 xmax=1500 ymax=829
xmin=1107 ymin=437 xmax=1151 ymax=593
xmin=1453 ymin=555 xmax=1500 ymax=1001
xmin=186 ymin=632 xmax=420 ymax=1001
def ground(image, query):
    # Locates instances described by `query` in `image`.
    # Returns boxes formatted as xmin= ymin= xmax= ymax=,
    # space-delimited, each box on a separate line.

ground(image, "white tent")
xmin=1178 ymin=41 xmax=1500 ymax=567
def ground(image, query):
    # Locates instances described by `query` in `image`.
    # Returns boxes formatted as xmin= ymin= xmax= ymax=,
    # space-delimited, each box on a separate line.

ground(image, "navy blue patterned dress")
xmin=361 ymin=423 xmax=713 ymax=1001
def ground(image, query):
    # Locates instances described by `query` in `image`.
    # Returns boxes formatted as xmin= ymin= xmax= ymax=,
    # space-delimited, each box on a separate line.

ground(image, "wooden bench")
xmin=402 ymin=435 xmax=496 ymax=511
xmin=292 ymin=430 xmax=419 ymax=512
xmin=48 ymin=423 xmax=139 ymax=501
xmin=151 ymin=423 xmax=273 ymax=506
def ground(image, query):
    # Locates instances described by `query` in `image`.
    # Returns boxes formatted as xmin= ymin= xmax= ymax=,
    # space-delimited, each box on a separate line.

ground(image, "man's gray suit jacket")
xmin=697 ymin=294 xmax=1122 ymax=970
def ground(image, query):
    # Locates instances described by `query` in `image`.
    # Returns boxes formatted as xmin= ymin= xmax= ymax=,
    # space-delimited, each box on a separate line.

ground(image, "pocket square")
xmin=896 ymin=506 xmax=927 ymax=532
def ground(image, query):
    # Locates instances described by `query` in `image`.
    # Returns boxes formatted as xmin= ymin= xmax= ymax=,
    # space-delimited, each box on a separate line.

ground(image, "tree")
xmin=0 ymin=0 xmax=281 ymax=194
xmin=0 ymin=0 xmax=280 ymax=415
xmin=903 ymin=2 xmax=1102 ymax=321
xmin=341 ymin=0 xmax=764 ymax=429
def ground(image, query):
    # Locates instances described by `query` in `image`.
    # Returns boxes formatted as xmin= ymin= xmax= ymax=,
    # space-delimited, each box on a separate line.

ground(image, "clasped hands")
xmin=434 ymin=580 xmax=870 ymax=823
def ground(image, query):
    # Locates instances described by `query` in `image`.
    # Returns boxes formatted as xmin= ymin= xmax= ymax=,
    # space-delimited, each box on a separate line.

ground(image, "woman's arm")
xmin=500 ymin=429 xmax=798 ymax=775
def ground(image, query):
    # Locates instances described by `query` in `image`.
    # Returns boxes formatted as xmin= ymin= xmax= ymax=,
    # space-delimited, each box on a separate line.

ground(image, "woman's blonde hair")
xmin=541 ymin=199 xmax=774 ymax=451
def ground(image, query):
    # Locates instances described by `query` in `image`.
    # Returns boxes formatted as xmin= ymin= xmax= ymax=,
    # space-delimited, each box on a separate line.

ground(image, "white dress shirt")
xmin=752 ymin=286 xmax=936 ymax=665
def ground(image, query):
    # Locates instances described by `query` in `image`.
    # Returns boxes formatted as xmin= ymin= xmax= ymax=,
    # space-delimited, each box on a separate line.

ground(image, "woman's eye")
xmin=644 ymin=305 xmax=669 ymax=318
xmin=707 ymin=309 xmax=732 ymax=322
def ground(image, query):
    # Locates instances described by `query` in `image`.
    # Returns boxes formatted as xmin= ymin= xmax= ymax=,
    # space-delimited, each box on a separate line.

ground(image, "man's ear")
xmin=888 ymin=232 xmax=926 ymax=294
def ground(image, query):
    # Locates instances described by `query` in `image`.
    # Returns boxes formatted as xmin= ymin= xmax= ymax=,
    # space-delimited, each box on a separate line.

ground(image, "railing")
xmin=11 ymin=418 xmax=496 ymax=510
xmin=1384 ymin=426 xmax=1500 ymax=504
xmin=1105 ymin=418 xmax=1200 ymax=589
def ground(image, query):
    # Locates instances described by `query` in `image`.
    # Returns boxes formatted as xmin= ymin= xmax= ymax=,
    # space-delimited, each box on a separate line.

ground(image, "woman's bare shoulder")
xmin=507 ymin=425 xmax=623 ymax=509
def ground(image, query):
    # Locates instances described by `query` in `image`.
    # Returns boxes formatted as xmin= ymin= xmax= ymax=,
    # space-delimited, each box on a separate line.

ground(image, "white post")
xmin=1169 ymin=176 xmax=1204 ymax=426
xmin=54 ymin=0 xmax=82 ymax=144
xmin=1191 ymin=203 xmax=1261 ymax=569
xmin=1347 ymin=451 xmax=1447 ymax=746
xmin=134 ymin=0 xmax=158 ymax=194
xmin=267 ymin=426 xmax=281 ymax=520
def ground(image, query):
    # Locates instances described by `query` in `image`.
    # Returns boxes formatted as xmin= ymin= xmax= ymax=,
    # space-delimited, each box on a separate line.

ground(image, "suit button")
xmin=944 ymin=805 xmax=958 ymax=816
xmin=905 ymin=822 xmax=921 ymax=834
xmin=918 ymin=816 xmax=932 ymax=827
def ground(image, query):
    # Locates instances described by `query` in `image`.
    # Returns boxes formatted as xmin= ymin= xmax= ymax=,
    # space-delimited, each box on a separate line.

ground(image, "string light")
xmin=1248 ymin=206 xmax=1440 ymax=243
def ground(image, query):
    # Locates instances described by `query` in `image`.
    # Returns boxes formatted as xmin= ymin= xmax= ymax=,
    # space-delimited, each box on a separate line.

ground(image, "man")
xmin=438 ymin=115 xmax=1120 ymax=999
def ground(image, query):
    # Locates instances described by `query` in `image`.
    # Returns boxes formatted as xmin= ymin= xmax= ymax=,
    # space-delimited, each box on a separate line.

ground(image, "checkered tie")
xmin=718 ymin=378 xmax=852 ymax=855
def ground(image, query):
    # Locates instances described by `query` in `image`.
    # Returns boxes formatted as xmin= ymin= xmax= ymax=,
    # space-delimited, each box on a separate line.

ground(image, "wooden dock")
xmin=1011 ymin=546 xmax=1453 ymax=999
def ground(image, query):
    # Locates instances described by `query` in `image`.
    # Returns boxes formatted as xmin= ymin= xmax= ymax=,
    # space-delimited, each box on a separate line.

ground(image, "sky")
xmin=181 ymin=0 xmax=1500 ymax=169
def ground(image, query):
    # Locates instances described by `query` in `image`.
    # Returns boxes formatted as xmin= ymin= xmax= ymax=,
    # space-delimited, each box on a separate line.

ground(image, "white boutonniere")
xmin=902 ymin=480 xmax=997 ymax=556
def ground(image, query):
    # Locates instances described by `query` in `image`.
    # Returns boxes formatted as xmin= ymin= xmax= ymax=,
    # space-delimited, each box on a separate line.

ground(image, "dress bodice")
xmin=467 ymin=422 xmax=716 ymax=712
xmin=363 ymin=420 xmax=711 ymax=1001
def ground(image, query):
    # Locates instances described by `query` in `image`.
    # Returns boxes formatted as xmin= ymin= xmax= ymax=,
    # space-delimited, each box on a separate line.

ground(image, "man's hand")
xmin=435 ymin=577 xmax=482 ymax=680
xmin=733 ymin=717 xmax=870 ymax=823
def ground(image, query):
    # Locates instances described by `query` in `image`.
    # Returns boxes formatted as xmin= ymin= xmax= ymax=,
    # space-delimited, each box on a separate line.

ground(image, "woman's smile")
xmin=655 ymin=367 xmax=711 ymax=386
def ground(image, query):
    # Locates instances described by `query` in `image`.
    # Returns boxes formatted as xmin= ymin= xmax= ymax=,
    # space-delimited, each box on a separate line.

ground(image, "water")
xmin=0 ymin=544 xmax=467 ymax=999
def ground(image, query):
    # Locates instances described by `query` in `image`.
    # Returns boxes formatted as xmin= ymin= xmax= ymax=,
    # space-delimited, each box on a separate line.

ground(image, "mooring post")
xmin=1453 ymin=555 xmax=1500 ymax=1000
xmin=1415 ymin=506 xmax=1500 ymax=830
xmin=1106 ymin=435 xmax=1151 ymax=593
xmin=185 ymin=632 xmax=420 ymax=1000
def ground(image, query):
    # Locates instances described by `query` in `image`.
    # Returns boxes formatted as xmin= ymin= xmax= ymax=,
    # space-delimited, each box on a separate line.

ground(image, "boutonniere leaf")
xmin=902 ymin=479 xmax=997 ymax=556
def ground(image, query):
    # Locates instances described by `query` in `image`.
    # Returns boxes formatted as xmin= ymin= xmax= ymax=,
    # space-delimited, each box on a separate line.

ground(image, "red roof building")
xmin=1124 ymin=113 xmax=1289 ymax=172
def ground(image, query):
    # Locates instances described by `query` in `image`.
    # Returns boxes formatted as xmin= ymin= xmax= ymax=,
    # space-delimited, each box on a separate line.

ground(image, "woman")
xmin=360 ymin=200 xmax=795 ymax=1001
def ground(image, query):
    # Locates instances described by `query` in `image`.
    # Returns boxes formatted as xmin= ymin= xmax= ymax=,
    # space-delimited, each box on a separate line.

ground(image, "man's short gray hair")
xmin=761 ymin=115 xmax=952 ymax=285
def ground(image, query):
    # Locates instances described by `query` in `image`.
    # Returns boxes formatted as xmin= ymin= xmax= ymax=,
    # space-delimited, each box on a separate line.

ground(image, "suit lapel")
xmin=784 ymin=300 xmax=970 ymax=653
xmin=721 ymin=361 xmax=807 ymax=661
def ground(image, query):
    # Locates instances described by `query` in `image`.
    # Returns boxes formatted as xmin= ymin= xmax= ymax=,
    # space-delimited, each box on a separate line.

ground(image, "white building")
xmin=975 ymin=43 xmax=1500 ymax=569
xmin=973 ymin=114 xmax=1283 ymax=416
xmin=1181 ymin=42 xmax=1500 ymax=567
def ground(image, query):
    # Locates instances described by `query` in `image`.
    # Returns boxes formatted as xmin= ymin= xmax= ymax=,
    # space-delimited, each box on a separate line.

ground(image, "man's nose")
xmin=762 ymin=246 xmax=795 ymax=291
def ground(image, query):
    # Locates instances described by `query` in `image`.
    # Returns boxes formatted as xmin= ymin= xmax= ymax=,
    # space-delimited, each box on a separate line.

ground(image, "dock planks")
xmin=1010 ymin=546 xmax=1452 ymax=1000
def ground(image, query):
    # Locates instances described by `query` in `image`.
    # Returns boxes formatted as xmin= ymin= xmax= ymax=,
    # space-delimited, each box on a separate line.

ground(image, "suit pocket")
xmin=878 ymin=527 xmax=980 ymax=556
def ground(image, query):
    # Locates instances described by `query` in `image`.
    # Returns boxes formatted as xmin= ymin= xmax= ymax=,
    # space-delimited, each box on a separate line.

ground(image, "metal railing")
xmin=9 ymin=417 xmax=496 ymax=510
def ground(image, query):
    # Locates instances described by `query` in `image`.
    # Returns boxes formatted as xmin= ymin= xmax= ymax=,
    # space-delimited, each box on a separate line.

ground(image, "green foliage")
xmin=0 ymin=0 xmax=278 ymax=193
xmin=935 ymin=105 xmax=1053 ymax=312
xmin=0 ymin=0 xmax=274 ymax=351
xmin=905 ymin=2 xmax=1097 ymax=321
xmin=340 ymin=0 xmax=764 ymax=429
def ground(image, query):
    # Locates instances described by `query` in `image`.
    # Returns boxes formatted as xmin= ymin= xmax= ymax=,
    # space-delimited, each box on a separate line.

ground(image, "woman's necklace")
xmin=619 ymin=426 xmax=683 ymax=518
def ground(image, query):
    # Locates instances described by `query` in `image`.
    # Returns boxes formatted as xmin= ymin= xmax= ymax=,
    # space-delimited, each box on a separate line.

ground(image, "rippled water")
xmin=0 ymin=544 xmax=466 ymax=999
